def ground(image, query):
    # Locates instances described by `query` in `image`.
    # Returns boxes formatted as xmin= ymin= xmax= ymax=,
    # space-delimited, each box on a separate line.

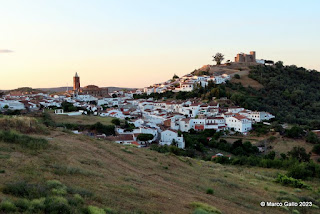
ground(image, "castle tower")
xmin=73 ymin=72 xmax=80 ymax=92
xmin=250 ymin=51 xmax=256 ymax=62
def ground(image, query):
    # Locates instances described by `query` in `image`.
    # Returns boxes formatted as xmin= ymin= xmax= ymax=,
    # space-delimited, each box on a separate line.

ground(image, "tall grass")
xmin=0 ymin=116 xmax=48 ymax=134
xmin=0 ymin=130 xmax=48 ymax=150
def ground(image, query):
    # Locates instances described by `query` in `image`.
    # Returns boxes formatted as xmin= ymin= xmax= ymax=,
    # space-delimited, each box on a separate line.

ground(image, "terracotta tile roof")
xmin=234 ymin=114 xmax=248 ymax=120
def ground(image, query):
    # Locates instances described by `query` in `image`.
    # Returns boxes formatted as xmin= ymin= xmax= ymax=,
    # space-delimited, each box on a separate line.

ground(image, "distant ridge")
xmin=0 ymin=86 xmax=138 ymax=93
xmin=35 ymin=86 xmax=137 ymax=93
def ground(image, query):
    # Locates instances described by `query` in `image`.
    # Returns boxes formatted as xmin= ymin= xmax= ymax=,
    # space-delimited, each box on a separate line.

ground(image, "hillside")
xmin=234 ymin=63 xmax=320 ymax=128
xmin=1 ymin=118 xmax=320 ymax=213
xmin=5 ymin=87 xmax=46 ymax=94
xmin=192 ymin=63 xmax=263 ymax=89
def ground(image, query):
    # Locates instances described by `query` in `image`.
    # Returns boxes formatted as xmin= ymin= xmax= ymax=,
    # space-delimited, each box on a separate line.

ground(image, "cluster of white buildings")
xmin=0 ymin=71 xmax=274 ymax=150
xmin=96 ymin=98 xmax=274 ymax=149
xmin=143 ymin=73 xmax=231 ymax=95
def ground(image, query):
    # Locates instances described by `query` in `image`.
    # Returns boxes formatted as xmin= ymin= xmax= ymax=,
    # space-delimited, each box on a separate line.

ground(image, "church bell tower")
xmin=73 ymin=72 xmax=80 ymax=92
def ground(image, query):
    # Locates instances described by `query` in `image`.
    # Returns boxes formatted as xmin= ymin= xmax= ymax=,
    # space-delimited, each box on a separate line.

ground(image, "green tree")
xmin=306 ymin=132 xmax=319 ymax=144
xmin=287 ymin=146 xmax=310 ymax=162
xmin=137 ymin=133 xmax=154 ymax=141
xmin=312 ymin=144 xmax=320 ymax=155
xmin=286 ymin=126 xmax=304 ymax=138
xmin=212 ymin=53 xmax=224 ymax=65
xmin=111 ymin=118 xmax=120 ymax=126
xmin=172 ymin=74 xmax=179 ymax=79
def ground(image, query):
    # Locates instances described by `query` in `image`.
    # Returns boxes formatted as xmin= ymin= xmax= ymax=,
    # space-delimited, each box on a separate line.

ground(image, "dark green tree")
xmin=287 ymin=146 xmax=310 ymax=162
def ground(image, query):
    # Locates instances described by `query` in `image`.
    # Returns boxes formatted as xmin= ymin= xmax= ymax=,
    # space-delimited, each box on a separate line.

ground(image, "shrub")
xmin=14 ymin=198 xmax=31 ymax=212
xmin=287 ymin=163 xmax=313 ymax=179
xmin=87 ymin=205 xmax=106 ymax=214
xmin=0 ymin=200 xmax=17 ymax=212
xmin=42 ymin=112 xmax=56 ymax=127
xmin=312 ymin=144 xmax=320 ymax=155
xmin=51 ymin=188 xmax=67 ymax=196
xmin=46 ymin=180 xmax=65 ymax=190
xmin=137 ymin=133 xmax=154 ymax=141
xmin=90 ymin=122 xmax=115 ymax=136
xmin=68 ymin=194 xmax=84 ymax=206
xmin=111 ymin=118 xmax=120 ymax=126
xmin=3 ymin=181 xmax=49 ymax=199
xmin=190 ymin=202 xmax=222 ymax=214
xmin=30 ymin=198 xmax=46 ymax=212
xmin=287 ymin=146 xmax=310 ymax=162
xmin=275 ymin=174 xmax=311 ymax=189
xmin=306 ymin=132 xmax=319 ymax=144
xmin=206 ymin=188 xmax=214 ymax=195
xmin=44 ymin=196 xmax=71 ymax=214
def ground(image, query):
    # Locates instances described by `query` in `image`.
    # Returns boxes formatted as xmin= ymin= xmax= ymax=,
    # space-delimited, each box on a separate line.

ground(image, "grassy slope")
xmin=206 ymin=64 xmax=264 ymax=89
xmin=1 ymin=130 xmax=319 ymax=214
xmin=50 ymin=113 xmax=114 ymax=126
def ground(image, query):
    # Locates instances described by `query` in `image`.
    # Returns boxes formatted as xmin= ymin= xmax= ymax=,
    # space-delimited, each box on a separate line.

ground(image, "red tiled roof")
xmin=234 ymin=114 xmax=248 ymax=120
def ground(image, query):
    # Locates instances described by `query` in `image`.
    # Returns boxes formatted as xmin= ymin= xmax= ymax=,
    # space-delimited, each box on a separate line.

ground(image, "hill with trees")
xmin=241 ymin=63 xmax=320 ymax=128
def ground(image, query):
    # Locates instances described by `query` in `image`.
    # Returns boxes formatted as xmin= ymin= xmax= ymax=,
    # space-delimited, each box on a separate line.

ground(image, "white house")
xmin=226 ymin=114 xmax=252 ymax=133
xmin=144 ymin=87 xmax=155 ymax=95
xmin=160 ymin=129 xmax=185 ymax=149
xmin=179 ymin=82 xmax=194 ymax=92
xmin=249 ymin=111 xmax=275 ymax=123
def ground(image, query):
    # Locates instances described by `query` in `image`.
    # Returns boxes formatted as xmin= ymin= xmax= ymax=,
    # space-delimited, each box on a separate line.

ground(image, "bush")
xmin=44 ymin=196 xmax=71 ymax=214
xmin=30 ymin=198 xmax=46 ymax=212
xmin=46 ymin=180 xmax=65 ymax=190
xmin=206 ymin=188 xmax=214 ymax=194
xmin=287 ymin=146 xmax=310 ymax=162
xmin=14 ymin=198 xmax=31 ymax=211
xmin=275 ymin=174 xmax=311 ymax=189
xmin=87 ymin=205 xmax=106 ymax=214
xmin=68 ymin=194 xmax=84 ymax=206
xmin=90 ymin=122 xmax=115 ymax=136
xmin=3 ymin=181 xmax=49 ymax=199
xmin=306 ymin=132 xmax=319 ymax=144
xmin=190 ymin=202 xmax=221 ymax=214
xmin=234 ymin=74 xmax=240 ymax=79
xmin=111 ymin=118 xmax=120 ymax=126
xmin=0 ymin=200 xmax=17 ymax=212
xmin=312 ymin=144 xmax=320 ymax=155
xmin=137 ymin=133 xmax=154 ymax=141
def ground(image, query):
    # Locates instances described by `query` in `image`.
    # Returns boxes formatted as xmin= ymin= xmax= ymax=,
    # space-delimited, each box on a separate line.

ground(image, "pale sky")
xmin=1 ymin=0 xmax=319 ymax=90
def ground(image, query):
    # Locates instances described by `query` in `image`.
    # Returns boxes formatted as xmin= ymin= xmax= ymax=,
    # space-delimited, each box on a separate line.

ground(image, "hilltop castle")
xmin=235 ymin=51 xmax=256 ymax=63
xmin=72 ymin=73 xmax=109 ymax=97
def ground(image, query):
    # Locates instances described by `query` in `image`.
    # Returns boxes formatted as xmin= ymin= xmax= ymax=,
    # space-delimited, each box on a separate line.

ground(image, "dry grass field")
xmin=205 ymin=64 xmax=264 ymax=89
xmin=1 ymin=128 xmax=320 ymax=213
